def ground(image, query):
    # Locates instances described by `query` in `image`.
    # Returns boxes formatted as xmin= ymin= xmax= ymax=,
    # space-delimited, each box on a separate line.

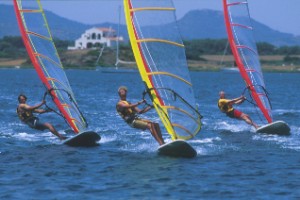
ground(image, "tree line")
xmin=0 ymin=36 xmax=71 ymax=59
xmin=1 ymin=36 xmax=300 ymax=64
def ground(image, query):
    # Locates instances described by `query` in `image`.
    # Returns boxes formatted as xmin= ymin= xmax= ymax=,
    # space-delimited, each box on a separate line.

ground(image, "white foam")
xmin=213 ymin=120 xmax=254 ymax=132
xmin=191 ymin=137 xmax=221 ymax=144
xmin=252 ymin=126 xmax=300 ymax=151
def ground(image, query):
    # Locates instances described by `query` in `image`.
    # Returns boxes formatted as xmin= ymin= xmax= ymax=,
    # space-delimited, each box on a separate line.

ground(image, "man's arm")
xmin=33 ymin=108 xmax=51 ymax=114
xmin=137 ymin=105 xmax=153 ymax=114
xmin=228 ymin=96 xmax=245 ymax=105
xmin=118 ymin=99 xmax=145 ymax=110
xmin=20 ymin=100 xmax=45 ymax=111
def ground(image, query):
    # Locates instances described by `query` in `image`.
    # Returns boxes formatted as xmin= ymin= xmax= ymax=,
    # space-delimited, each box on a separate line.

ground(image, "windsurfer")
xmin=17 ymin=94 xmax=66 ymax=140
xmin=218 ymin=91 xmax=258 ymax=129
xmin=116 ymin=86 xmax=165 ymax=145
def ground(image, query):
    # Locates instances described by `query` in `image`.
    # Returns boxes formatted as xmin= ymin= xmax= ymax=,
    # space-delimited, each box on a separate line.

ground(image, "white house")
xmin=68 ymin=27 xmax=123 ymax=50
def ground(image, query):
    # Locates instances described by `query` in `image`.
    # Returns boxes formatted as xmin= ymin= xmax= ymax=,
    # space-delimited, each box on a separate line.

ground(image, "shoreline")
xmin=1 ymin=65 xmax=299 ymax=73
xmin=1 ymin=57 xmax=300 ymax=73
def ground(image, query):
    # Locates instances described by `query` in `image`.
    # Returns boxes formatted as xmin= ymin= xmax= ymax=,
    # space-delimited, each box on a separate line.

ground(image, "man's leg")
xmin=132 ymin=119 xmax=164 ymax=145
xmin=153 ymin=123 xmax=165 ymax=145
xmin=240 ymin=114 xmax=258 ymax=129
xmin=147 ymin=122 xmax=164 ymax=146
xmin=44 ymin=123 xmax=66 ymax=140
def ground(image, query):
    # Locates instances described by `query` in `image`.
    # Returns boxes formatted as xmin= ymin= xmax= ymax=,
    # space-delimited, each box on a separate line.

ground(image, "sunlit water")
xmin=0 ymin=69 xmax=299 ymax=199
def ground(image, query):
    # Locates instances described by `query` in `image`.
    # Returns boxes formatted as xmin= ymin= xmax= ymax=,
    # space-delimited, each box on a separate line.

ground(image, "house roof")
xmin=96 ymin=27 xmax=116 ymax=32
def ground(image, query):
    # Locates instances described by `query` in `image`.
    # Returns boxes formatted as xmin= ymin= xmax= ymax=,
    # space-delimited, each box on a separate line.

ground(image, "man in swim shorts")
xmin=116 ymin=86 xmax=165 ymax=145
xmin=17 ymin=94 xmax=66 ymax=140
xmin=218 ymin=91 xmax=258 ymax=129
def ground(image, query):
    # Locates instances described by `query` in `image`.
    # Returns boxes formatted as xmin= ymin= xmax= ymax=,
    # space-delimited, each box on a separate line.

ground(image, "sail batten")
xmin=124 ymin=0 xmax=202 ymax=140
xmin=138 ymin=38 xmax=184 ymax=47
xmin=34 ymin=53 xmax=62 ymax=68
xmin=14 ymin=0 xmax=88 ymax=133
xmin=131 ymin=7 xmax=175 ymax=12
xmin=20 ymin=9 xmax=42 ymax=13
xmin=231 ymin=23 xmax=252 ymax=29
xmin=147 ymin=72 xmax=192 ymax=86
xmin=27 ymin=31 xmax=51 ymax=40
xmin=223 ymin=0 xmax=272 ymax=123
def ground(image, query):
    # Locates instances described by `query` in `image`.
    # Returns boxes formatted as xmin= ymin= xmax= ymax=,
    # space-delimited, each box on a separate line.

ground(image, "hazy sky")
xmin=2 ymin=0 xmax=300 ymax=36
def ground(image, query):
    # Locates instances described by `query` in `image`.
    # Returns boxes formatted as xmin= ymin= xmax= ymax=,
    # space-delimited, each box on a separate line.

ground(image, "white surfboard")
xmin=256 ymin=121 xmax=290 ymax=135
xmin=63 ymin=131 xmax=101 ymax=147
xmin=158 ymin=139 xmax=197 ymax=158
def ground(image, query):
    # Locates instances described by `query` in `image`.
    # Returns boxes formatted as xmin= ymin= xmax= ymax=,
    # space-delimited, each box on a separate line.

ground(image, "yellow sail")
xmin=124 ymin=0 xmax=202 ymax=140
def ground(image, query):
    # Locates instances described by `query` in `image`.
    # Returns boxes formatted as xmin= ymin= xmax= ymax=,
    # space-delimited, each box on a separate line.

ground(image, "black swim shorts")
xmin=26 ymin=117 xmax=48 ymax=131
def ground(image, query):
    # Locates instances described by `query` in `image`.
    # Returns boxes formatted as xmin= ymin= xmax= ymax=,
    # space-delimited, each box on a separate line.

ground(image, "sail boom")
xmin=164 ymin=105 xmax=201 ymax=126
xmin=172 ymin=123 xmax=195 ymax=138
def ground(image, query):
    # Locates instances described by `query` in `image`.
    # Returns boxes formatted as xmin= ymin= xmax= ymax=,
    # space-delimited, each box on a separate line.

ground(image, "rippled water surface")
xmin=0 ymin=69 xmax=299 ymax=199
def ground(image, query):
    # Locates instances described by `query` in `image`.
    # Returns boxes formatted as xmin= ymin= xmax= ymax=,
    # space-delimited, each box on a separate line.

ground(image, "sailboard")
xmin=14 ymin=0 xmax=100 ymax=146
xmin=256 ymin=121 xmax=290 ymax=135
xmin=223 ymin=0 xmax=290 ymax=135
xmin=158 ymin=140 xmax=197 ymax=158
xmin=124 ymin=0 xmax=202 ymax=157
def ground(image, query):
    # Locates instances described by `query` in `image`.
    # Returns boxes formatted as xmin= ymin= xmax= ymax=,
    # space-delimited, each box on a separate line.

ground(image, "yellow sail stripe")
xmin=35 ymin=53 xmax=63 ymax=69
xmin=164 ymin=106 xmax=202 ymax=140
xmin=45 ymin=77 xmax=70 ymax=96
xmin=20 ymin=9 xmax=42 ymax=13
xmin=61 ymin=103 xmax=71 ymax=108
xmin=27 ymin=31 xmax=51 ymax=41
xmin=163 ymin=105 xmax=201 ymax=126
xmin=36 ymin=0 xmax=64 ymax=84
xmin=124 ymin=0 xmax=176 ymax=139
xmin=172 ymin=123 xmax=195 ymax=138
xmin=147 ymin=72 xmax=192 ymax=86
xmin=138 ymin=38 xmax=184 ymax=48
xmin=38 ymin=0 xmax=56 ymax=46
xmin=131 ymin=7 xmax=175 ymax=12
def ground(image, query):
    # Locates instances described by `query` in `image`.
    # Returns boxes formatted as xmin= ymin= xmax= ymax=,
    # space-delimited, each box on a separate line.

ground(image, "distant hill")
xmin=1 ymin=4 xmax=300 ymax=46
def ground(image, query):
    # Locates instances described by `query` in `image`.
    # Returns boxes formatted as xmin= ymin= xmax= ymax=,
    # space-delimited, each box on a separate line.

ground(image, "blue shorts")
xmin=26 ymin=117 xmax=48 ymax=131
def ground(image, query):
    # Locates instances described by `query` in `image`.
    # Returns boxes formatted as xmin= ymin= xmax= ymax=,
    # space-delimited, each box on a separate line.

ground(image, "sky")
xmin=2 ymin=0 xmax=300 ymax=36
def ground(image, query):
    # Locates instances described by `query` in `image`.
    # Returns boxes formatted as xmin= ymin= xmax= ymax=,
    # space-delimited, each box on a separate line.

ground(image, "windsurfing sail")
xmin=14 ymin=0 xmax=87 ymax=133
xmin=223 ymin=0 xmax=272 ymax=124
xmin=124 ymin=0 xmax=202 ymax=140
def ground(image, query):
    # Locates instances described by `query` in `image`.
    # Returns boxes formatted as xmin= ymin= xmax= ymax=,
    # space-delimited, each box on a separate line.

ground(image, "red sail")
xmin=223 ymin=0 xmax=272 ymax=123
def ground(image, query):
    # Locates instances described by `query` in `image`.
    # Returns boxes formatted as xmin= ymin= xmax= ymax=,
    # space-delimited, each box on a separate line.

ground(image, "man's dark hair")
xmin=18 ymin=94 xmax=27 ymax=103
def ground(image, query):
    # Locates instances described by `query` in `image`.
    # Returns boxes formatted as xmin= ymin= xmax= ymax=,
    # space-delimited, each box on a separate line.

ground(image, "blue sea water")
xmin=0 ymin=68 xmax=299 ymax=199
